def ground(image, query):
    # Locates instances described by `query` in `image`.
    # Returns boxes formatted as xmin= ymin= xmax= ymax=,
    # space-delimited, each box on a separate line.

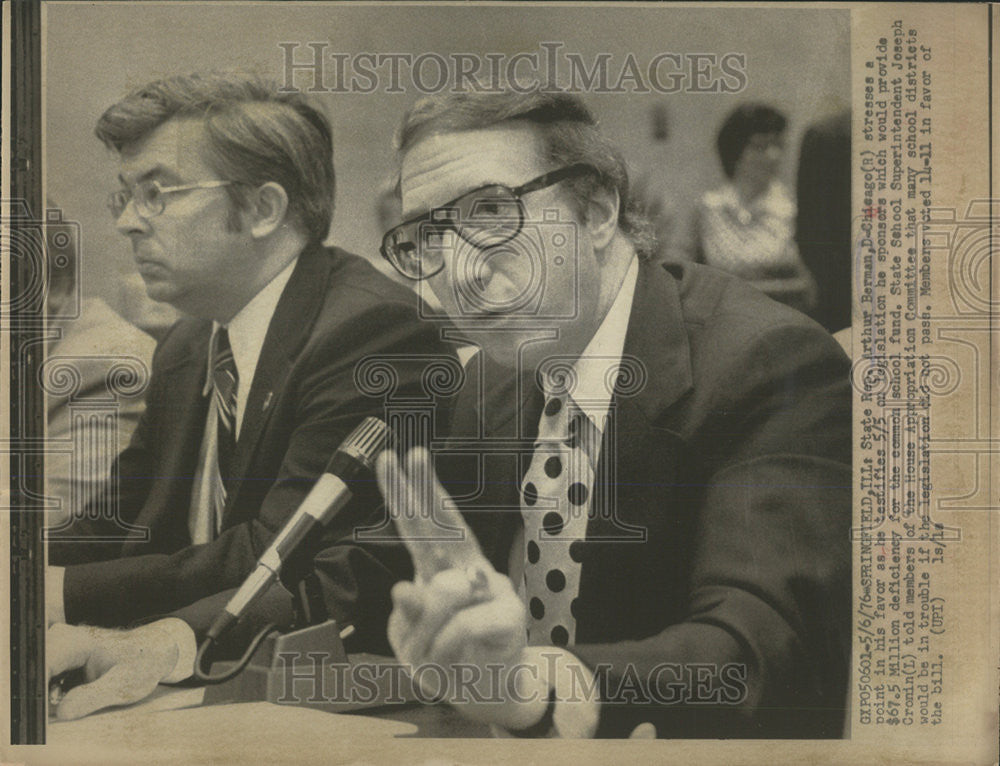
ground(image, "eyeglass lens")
xmin=385 ymin=185 xmax=524 ymax=276
xmin=109 ymin=181 xmax=164 ymax=219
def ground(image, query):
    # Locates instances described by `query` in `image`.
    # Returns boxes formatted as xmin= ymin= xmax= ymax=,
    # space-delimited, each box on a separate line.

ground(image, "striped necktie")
xmin=519 ymin=374 xmax=601 ymax=647
xmin=211 ymin=327 xmax=238 ymax=532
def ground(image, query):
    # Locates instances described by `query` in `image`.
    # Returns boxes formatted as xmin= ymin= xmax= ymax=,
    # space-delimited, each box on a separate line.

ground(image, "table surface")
xmin=45 ymin=683 xmax=493 ymax=764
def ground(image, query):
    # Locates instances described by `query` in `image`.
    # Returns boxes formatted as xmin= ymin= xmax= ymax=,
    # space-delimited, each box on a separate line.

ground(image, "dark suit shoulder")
xmin=302 ymin=247 xmax=433 ymax=341
xmin=146 ymin=316 xmax=211 ymax=373
xmin=323 ymin=246 xmax=424 ymax=310
xmin=665 ymin=260 xmax=843 ymax=359
xmin=301 ymin=246 xmax=453 ymax=374
xmin=654 ymin=261 xmax=849 ymax=438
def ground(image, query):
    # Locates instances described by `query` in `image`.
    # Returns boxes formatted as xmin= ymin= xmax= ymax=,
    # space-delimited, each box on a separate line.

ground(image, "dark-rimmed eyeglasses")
xmin=379 ymin=163 xmax=594 ymax=281
xmin=108 ymin=179 xmax=233 ymax=220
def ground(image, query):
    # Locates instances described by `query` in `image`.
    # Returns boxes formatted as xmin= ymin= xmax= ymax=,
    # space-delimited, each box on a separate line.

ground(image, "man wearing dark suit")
xmin=375 ymin=88 xmax=851 ymax=739
xmin=46 ymin=73 xmax=449 ymax=720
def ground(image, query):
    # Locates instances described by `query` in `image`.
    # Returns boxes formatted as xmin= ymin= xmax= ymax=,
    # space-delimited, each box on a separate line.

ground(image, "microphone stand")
xmin=291 ymin=571 xmax=329 ymax=629
xmin=195 ymin=415 xmax=420 ymax=711
xmin=200 ymin=569 xmax=349 ymax=706
xmin=199 ymin=567 xmax=419 ymax=712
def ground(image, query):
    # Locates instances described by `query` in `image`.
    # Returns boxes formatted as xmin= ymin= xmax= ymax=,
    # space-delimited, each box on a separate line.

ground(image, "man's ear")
xmin=584 ymin=186 xmax=620 ymax=254
xmin=247 ymin=182 xmax=290 ymax=239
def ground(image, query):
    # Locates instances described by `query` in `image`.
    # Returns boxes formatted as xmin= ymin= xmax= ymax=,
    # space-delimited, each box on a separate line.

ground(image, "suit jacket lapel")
xmin=225 ymin=245 xmax=334 ymax=508
xmin=126 ymin=325 xmax=211 ymax=553
xmin=585 ymin=260 xmax=694 ymax=543
xmin=622 ymin=260 xmax=693 ymax=425
xmin=483 ymin=356 xmax=544 ymax=441
xmin=447 ymin=350 xmax=543 ymax=573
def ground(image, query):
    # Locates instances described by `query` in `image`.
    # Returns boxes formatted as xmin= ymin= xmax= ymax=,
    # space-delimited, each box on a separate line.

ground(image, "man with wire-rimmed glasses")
xmin=375 ymin=87 xmax=852 ymax=739
xmin=45 ymin=71 xmax=450 ymax=720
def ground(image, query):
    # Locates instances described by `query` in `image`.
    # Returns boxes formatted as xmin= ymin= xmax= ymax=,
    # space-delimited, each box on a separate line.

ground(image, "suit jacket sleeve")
xmin=571 ymin=322 xmax=851 ymax=738
xmin=55 ymin=293 xmax=444 ymax=655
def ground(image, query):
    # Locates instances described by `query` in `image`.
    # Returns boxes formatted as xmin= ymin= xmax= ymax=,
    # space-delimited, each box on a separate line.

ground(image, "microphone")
xmin=206 ymin=416 xmax=388 ymax=642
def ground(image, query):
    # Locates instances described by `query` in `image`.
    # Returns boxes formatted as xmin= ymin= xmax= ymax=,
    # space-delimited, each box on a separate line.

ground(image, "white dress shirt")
xmin=188 ymin=257 xmax=298 ymax=545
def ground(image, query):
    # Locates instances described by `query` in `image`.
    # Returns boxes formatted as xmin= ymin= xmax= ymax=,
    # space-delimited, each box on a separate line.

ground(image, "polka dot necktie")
xmin=519 ymin=380 xmax=601 ymax=647
xmin=211 ymin=327 xmax=238 ymax=534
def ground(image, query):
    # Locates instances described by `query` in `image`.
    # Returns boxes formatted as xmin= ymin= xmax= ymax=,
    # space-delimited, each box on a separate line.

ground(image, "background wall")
xmin=44 ymin=3 xmax=849 ymax=309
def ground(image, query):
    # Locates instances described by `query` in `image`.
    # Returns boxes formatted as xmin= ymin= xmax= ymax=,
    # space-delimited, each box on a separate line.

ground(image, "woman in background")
xmin=692 ymin=103 xmax=817 ymax=314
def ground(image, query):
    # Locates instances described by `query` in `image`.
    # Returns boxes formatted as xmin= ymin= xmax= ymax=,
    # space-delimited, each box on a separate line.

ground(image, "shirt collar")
xmin=202 ymin=257 xmax=298 ymax=396
xmin=566 ymin=255 xmax=639 ymax=433
xmin=713 ymin=180 xmax=793 ymax=219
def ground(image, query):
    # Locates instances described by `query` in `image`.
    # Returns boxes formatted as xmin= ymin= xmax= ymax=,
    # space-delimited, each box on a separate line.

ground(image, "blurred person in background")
xmin=45 ymin=199 xmax=156 ymax=525
xmin=686 ymin=104 xmax=817 ymax=315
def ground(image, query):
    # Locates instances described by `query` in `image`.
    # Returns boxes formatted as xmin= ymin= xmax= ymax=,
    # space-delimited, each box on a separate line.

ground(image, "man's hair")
xmin=395 ymin=88 xmax=656 ymax=259
xmin=95 ymin=72 xmax=335 ymax=243
xmin=715 ymin=103 xmax=787 ymax=179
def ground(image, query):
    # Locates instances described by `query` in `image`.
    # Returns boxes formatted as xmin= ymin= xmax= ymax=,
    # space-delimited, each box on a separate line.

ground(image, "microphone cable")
xmin=193 ymin=622 xmax=277 ymax=684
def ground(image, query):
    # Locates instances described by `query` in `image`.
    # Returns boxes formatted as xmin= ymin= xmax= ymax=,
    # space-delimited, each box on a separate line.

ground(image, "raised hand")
xmin=376 ymin=447 xmax=547 ymax=729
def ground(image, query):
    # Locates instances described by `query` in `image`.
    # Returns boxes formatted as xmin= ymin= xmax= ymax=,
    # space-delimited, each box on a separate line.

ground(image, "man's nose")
xmin=458 ymin=245 xmax=500 ymax=294
xmin=115 ymin=199 xmax=149 ymax=237
xmin=453 ymin=242 xmax=541 ymax=315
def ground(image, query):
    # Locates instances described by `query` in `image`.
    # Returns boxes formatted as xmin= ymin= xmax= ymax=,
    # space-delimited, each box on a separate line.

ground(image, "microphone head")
xmin=338 ymin=416 xmax=389 ymax=470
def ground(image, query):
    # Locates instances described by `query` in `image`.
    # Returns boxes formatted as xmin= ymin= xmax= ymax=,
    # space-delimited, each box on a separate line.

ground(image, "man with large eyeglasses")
xmin=381 ymin=163 xmax=591 ymax=280
xmin=375 ymin=88 xmax=852 ymax=739
xmin=45 ymin=72 xmax=451 ymax=719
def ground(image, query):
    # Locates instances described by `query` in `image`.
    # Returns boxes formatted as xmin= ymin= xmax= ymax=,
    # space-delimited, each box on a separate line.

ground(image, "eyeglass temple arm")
xmin=511 ymin=163 xmax=594 ymax=196
xmin=161 ymin=180 xmax=233 ymax=193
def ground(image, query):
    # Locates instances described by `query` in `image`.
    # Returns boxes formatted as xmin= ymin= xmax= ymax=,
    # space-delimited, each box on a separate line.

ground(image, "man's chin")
xmin=143 ymin=284 xmax=174 ymax=303
xmin=139 ymin=279 xmax=183 ymax=308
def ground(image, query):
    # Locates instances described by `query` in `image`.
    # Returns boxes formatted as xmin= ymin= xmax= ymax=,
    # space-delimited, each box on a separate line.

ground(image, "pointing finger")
xmin=378 ymin=448 xmax=488 ymax=581
xmin=401 ymin=447 xmax=486 ymax=572
xmin=377 ymin=449 xmax=439 ymax=581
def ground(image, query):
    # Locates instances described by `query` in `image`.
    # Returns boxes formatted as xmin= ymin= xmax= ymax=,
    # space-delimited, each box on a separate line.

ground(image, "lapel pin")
xmin=262 ymin=391 xmax=273 ymax=411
